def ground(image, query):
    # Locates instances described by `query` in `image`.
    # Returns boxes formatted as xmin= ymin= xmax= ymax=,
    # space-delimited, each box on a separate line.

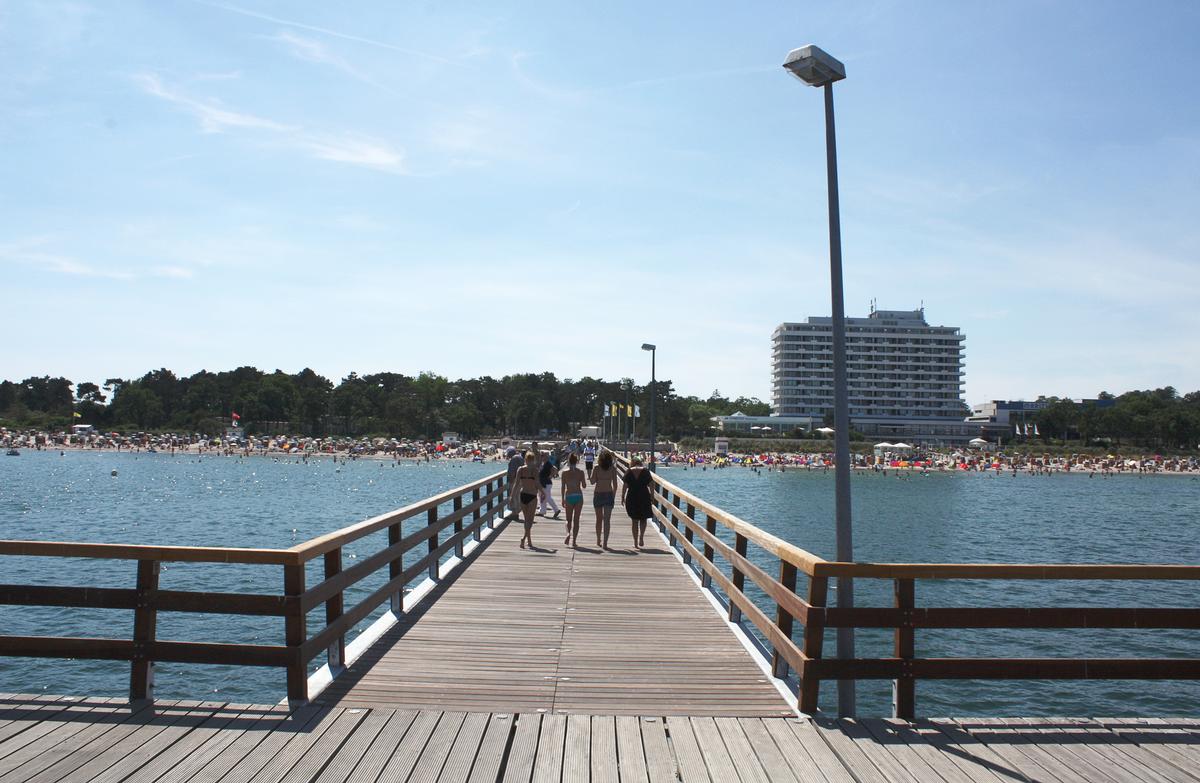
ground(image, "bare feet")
xmin=564 ymin=535 xmax=571 ymax=545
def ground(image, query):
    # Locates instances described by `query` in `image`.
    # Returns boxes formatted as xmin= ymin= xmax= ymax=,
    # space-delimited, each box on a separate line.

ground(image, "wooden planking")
xmin=0 ymin=697 xmax=1195 ymax=783
xmin=317 ymin=483 xmax=791 ymax=717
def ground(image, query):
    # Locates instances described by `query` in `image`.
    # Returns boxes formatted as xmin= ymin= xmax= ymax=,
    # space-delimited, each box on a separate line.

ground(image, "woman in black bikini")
xmin=622 ymin=456 xmax=653 ymax=549
xmin=512 ymin=451 xmax=540 ymax=549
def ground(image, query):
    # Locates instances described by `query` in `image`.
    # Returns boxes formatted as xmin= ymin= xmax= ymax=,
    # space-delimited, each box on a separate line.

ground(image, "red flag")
xmin=231 ymin=412 xmax=241 ymax=420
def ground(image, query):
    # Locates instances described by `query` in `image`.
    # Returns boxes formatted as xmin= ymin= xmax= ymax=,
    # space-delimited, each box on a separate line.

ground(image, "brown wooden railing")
xmin=608 ymin=450 xmax=1200 ymax=718
xmin=0 ymin=470 xmax=510 ymax=703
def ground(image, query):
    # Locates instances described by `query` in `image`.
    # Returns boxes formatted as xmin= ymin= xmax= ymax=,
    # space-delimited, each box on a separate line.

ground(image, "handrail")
xmin=603 ymin=445 xmax=1200 ymax=718
xmin=0 ymin=468 xmax=513 ymax=703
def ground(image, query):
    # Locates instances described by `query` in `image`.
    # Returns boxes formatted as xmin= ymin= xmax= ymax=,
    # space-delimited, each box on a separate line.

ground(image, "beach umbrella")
xmin=816 ymin=427 xmax=835 ymax=434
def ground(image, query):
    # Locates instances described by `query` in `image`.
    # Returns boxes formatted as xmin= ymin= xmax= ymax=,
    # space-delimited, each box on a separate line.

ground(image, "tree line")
xmin=0 ymin=368 xmax=770 ymax=439
xmin=1026 ymin=388 xmax=1200 ymax=449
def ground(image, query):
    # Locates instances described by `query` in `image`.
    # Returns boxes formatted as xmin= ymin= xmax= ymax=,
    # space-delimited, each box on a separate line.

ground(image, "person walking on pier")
xmin=623 ymin=456 xmax=653 ymax=550
xmin=505 ymin=447 xmax=523 ymax=514
xmin=590 ymin=451 xmax=618 ymax=549
xmin=538 ymin=451 xmax=561 ymax=519
xmin=560 ymin=453 xmax=587 ymax=547
xmin=583 ymin=440 xmax=596 ymax=474
xmin=512 ymin=451 xmax=541 ymax=549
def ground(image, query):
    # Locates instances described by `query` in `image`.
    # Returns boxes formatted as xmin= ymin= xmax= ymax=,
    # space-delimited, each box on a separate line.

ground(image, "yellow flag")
xmin=73 ymin=412 xmax=82 ymax=418
xmin=626 ymin=404 xmax=633 ymax=417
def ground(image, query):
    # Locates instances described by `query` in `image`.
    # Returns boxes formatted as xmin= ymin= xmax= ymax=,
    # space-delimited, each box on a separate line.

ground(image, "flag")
xmin=634 ymin=405 xmax=641 ymax=418
xmin=1033 ymin=424 xmax=1040 ymax=436
xmin=231 ymin=411 xmax=241 ymax=420
xmin=603 ymin=406 xmax=610 ymax=417
xmin=610 ymin=403 xmax=617 ymax=416
xmin=72 ymin=412 xmax=81 ymax=418
xmin=626 ymin=404 xmax=633 ymax=417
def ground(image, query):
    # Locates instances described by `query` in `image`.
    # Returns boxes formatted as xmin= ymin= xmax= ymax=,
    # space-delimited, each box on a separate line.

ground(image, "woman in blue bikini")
xmin=559 ymin=453 xmax=587 ymax=547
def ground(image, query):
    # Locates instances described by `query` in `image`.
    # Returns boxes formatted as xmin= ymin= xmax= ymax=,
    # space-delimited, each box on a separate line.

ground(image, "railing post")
xmin=772 ymin=560 xmax=798 ymax=679
xmin=683 ymin=502 xmax=696 ymax=567
xmin=729 ymin=533 xmax=748 ymax=623
xmin=129 ymin=559 xmax=159 ymax=701
xmin=798 ymin=575 xmax=828 ymax=715
xmin=427 ymin=507 xmax=439 ymax=580
xmin=388 ymin=521 xmax=403 ymax=615
xmin=472 ymin=486 xmax=482 ymax=542
xmin=701 ymin=514 xmax=717 ymax=588
xmin=453 ymin=496 xmax=465 ymax=558
xmin=284 ymin=563 xmax=308 ymax=704
xmin=323 ymin=548 xmax=345 ymax=670
xmin=893 ymin=578 xmax=915 ymax=720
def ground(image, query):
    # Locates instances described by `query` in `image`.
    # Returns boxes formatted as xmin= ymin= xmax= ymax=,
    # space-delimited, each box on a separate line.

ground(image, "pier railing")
xmin=0 ymin=469 xmax=510 ymax=703
xmin=608 ymin=450 xmax=1200 ymax=718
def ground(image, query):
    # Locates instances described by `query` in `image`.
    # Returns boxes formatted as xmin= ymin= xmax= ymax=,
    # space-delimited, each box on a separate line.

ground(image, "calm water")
xmin=2 ymin=451 xmax=1198 ymax=716
xmin=663 ymin=463 xmax=1200 ymax=716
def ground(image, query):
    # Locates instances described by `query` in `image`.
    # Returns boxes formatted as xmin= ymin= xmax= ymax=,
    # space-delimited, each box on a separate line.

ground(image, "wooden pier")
xmin=2 ymin=451 xmax=1200 ymax=780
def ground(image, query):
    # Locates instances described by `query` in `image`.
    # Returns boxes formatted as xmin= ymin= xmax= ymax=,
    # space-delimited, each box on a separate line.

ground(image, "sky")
xmin=3 ymin=1 xmax=1199 ymax=406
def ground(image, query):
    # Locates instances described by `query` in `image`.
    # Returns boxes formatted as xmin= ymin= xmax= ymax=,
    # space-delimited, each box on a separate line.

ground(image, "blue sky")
xmin=3 ymin=1 xmax=1199 ymax=405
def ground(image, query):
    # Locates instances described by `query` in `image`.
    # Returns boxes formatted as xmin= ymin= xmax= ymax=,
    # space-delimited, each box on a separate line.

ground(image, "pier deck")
xmin=1 ymin=696 xmax=1198 ymax=782
xmin=316 ymin=484 xmax=791 ymax=716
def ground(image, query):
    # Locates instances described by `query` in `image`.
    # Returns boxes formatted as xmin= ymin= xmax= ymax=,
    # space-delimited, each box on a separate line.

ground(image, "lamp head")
xmin=783 ymin=45 xmax=846 ymax=86
xmin=641 ymin=343 xmax=656 ymax=351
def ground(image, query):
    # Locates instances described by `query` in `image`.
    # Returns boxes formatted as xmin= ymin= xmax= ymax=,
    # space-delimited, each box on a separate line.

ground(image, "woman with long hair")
xmin=511 ymin=451 xmax=540 ymax=549
xmin=589 ymin=450 xmax=618 ymax=549
xmin=559 ymin=453 xmax=587 ymax=547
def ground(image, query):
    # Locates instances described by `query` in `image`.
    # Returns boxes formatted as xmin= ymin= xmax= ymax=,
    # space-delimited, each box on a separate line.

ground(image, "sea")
xmin=1 ymin=449 xmax=1198 ymax=717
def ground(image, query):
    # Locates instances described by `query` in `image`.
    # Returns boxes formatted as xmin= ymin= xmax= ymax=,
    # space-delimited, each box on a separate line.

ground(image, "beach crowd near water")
xmin=4 ymin=426 xmax=1199 ymax=476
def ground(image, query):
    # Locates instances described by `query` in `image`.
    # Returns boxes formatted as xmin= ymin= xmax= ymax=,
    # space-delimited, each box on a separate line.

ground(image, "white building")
xmin=772 ymin=308 xmax=972 ymax=444
xmin=710 ymin=412 xmax=815 ymax=434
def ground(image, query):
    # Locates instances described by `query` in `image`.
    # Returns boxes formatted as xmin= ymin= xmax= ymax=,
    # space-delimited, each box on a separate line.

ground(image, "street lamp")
xmin=784 ymin=43 xmax=856 ymax=717
xmin=642 ymin=344 xmax=657 ymax=472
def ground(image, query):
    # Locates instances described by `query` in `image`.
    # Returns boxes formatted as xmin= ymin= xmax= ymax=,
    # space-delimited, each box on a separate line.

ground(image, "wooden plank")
xmin=310 ymin=708 xmax=393 ymax=783
xmin=562 ymin=714 xmax=590 ymax=783
xmin=761 ymin=718 xmax=847 ymax=783
xmin=501 ymin=714 xmax=541 ymax=783
xmin=639 ymin=717 xmax=677 ymax=783
xmin=589 ymin=715 xmax=620 ymax=783
xmin=690 ymin=717 xmax=742 ymax=782
xmin=830 ymin=717 xmax=927 ymax=783
xmin=712 ymin=716 xmax=773 ymax=783
xmin=930 ymin=718 xmax=1063 ymax=783
xmin=466 ymin=714 xmax=514 ymax=783
xmin=84 ymin=701 xmax=235 ymax=783
xmin=531 ymin=714 xmax=566 ymax=783
xmin=152 ymin=703 xmax=295 ymax=783
xmin=1104 ymin=717 xmax=1200 ymax=781
xmin=858 ymin=718 xmax=984 ymax=783
xmin=0 ymin=540 xmax=294 ymax=565
xmin=262 ymin=706 xmax=366 ymax=783
xmin=0 ymin=698 xmax=128 ymax=775
xmin=376 ymin=710 xmax=442 ymax=783
xmin=407 ymin=710 xmax=465 ymax=783
xmin=735 ymin=719 xmax=800 ymax=783
xmin=335 ymin=710 xmax=419 ymax=783
xmin=803 ymin=718 xmax=892 ymax=783
xmin=614 ymin=716 xmax=647 ymax=783
xmin=664 ymin=717 xmax=711 ymax=783
xmin=875 ymin=719 xmax=1007 ymax=783
xmin=218 ymin=705 xmax=338 ymax=783
xmin=8 ymin=699 xmax=174 ymax=783
xmin=437 ymin=712 xmax=490 ymax=783
xmin=952 ymin=718 xmax=1088 ymax=783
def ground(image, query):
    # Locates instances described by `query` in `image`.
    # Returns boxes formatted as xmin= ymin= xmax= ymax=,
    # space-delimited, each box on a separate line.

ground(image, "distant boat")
xmin=5 ymin=448 xmax=18 ymax=456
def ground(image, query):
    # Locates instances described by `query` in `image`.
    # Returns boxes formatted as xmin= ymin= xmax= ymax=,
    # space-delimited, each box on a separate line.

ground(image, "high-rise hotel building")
xmin=772 ymin=308 xmax=971 ymax=442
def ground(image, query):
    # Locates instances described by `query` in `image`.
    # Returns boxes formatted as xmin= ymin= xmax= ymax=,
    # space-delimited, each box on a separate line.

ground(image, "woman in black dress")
xmin=622 ymin=456 xmax=654 ymax=549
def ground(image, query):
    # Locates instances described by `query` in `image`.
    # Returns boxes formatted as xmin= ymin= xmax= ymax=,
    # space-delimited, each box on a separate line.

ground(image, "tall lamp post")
xmin=642 ymin=344 xmax=657 ymax=472
xmin=784 ymin=43 xmax=856 ymax=717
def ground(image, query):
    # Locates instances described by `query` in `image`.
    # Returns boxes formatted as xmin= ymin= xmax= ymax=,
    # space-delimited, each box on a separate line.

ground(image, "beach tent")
xmin=816 ymin=427 xmax=835 ymax=434
xmin=891 ymin=442 xmax=913 ymax=450
xmin=873 ymin=442 xmax=895 ymax=449
xmin=968 ymin=438 xmax=988 ymax=449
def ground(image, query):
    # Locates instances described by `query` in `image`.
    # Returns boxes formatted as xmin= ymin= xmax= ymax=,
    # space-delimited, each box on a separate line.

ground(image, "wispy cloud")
xmin=0 ymin=237 xmax=134 ymax=280
xmin=135 ymin=73 xmax=406 ymax=173
xmin=194 ymin=1 xmax=462 ymax=67
xmin=267 ymin=30 xmax=402 ymax=97
xmin=135 ymin=73 xmax=292 ymax=134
